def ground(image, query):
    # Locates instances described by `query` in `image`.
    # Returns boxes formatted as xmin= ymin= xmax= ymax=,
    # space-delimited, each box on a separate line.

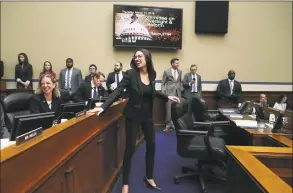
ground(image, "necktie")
xmin=66 ymin=69 xmax=70 ymax=89
xmin=230 ymin=81 xmax=233 ymax=95
xmin=174 ymin=70 xmax=177 ymax=81
xmin=116 ymin=73 xmax=119 ymax=84
xmin=93 ymin=87 xmax=97 ymax=99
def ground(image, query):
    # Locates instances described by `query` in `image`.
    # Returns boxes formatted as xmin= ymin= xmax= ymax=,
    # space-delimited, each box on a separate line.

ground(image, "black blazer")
xmin=0 ymin=61 xmax=3 ymax=79
xmin=15 ymin=63 xmax=33 ymax=88
xmin=216 ymin=78 xmax=242 ymax=105
xmin=29 ymin=93 xmax=64 ymax=118
xmin=72 ymin=82 xmax=108 ymax=102
xmin=101 ymin=69 xmax=168 ymax=119
xmin=84 ymin=74 xmax=92 ymax=86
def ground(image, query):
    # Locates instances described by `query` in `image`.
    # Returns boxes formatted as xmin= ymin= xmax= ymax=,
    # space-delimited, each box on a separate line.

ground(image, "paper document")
xmin=233 ymin=120 xmax=258 ymax=128
xmin=110 ymin=82 xmax=117 ymax=90
xmin=224 ymin=114 xmax=243 ymax=118
xmin=1 ymin=138 xmax=16 ymax=150
xmin=222 ymin=109 xmax=236 ymax=113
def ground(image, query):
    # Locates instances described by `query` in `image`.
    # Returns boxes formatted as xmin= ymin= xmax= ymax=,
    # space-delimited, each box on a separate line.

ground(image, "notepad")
xmin=233 ymin=120 xmax=258 ymax=128
xmin=0 ymin=138 xmax=16 ymax=150
xmin=224 ymin=114 xmax=243 ymax=118
xmin=222 ymin=109 xmax=236 ymax=113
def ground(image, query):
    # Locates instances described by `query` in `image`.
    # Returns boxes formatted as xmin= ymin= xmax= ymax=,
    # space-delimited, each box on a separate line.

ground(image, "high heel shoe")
xmin=143 ymin=176 xmax=162 ymax=191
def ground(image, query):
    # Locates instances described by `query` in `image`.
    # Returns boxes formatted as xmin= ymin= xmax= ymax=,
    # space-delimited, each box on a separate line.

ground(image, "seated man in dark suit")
xmin=72 ymin=72 xmax=108 ymax=102
xmin=106 ymin=61 xmax=128 ymax=99
xmin=256 ymin=93 xmax=273 ymax=107
xmin=84 ymin=64 xmax=97 ymax=86
xmin=0 ymin=101 xmax=10 ymax=139
xmin=216 ymin=70 xmax=242 ymax=108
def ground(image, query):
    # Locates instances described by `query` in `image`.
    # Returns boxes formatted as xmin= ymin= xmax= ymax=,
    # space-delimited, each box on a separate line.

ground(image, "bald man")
xmin=216 ymin=70 xmax=242 ymax=108
xmin=257 ymin=94 xmax=273 ymax=107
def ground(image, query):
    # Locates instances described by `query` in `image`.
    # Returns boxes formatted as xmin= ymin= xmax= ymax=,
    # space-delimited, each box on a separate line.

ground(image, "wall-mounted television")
xmin=113 ymin=5 xmax=183 ymax=50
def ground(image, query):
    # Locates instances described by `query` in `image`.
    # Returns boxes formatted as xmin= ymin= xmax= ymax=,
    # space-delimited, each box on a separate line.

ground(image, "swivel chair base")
xmin=173 ymin=162 xmax=226 ymax=193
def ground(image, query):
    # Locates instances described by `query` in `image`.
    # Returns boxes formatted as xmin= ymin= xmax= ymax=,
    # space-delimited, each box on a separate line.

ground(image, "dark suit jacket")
xmin=216 ymin=78 xmax=242 ymax=105
xmin=84 ymin=74 xmax=93 ymax=86
xmin=72 ymin=82 xmax=108 ymax=102
xmin=106 ymin=71 xmax=129 ymax=98
xmin=0 ymin=101 xmax=9 ymax=139
xmin=101 ymin=69 xmax=168 ymax=119
xmin=29 ymin=93 xmax=64 ymax=118
xmin=0 ymin=61 xmax=3 ymax=79
xmin=182 ymin=72 xmax=202 ymax=97
xmin=15 ymin=63 xmax=33 ymax=88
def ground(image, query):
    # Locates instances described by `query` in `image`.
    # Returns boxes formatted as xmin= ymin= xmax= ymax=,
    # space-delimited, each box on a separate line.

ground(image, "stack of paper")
xmin=233 ymin=120 xmax=258 ymax=128
xmin=224 ymin=114 xmax=243 ymax=118
xmin=0 ymin=138 xmax=16 ymax=150
xmin=222 ymin=109 xmax=236 ymax=113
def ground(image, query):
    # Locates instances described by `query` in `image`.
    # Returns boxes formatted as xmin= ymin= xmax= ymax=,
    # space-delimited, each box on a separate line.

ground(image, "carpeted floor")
xmin=110 ymin=129 xmax=225 ymax=193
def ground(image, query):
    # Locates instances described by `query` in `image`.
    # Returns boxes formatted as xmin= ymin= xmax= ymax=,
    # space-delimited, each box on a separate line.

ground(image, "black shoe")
xmin=143 ymin=176 xmax=162 ymax=191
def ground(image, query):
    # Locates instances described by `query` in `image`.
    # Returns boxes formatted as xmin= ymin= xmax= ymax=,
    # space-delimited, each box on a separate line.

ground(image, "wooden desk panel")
xmin=0 ymin=101 xmax=139 ymax=193
xmin=226 ymin=146 xmax=292 ymax=193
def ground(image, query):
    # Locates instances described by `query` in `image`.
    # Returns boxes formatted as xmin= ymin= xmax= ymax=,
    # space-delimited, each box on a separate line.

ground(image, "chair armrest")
xmin=193 ymin=122 xmax=212 ymax=126
xmin=207 ymin=110 xmax=219 ymax=113
xmin=208 ymin=121 xmax=230 ymax=126
xmin=177 ymin=129 xmax=208 ymax=136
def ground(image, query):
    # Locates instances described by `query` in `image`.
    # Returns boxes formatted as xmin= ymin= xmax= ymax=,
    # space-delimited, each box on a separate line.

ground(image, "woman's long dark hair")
xmin=130 ymin=49 xmax=157 ymax=81
xmin=18 ymin=53 xmax=29 ymax=66
xmin=277 ymin=94 xmax=287 ymax=104
xmin=42 ymin=61 xmax=53 ymax=73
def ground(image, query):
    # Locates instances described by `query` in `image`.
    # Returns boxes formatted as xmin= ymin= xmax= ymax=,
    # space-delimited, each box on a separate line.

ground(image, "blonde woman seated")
xmin=273 ymin=95 xmax=288 ymax=112
xmin=29 ymin=74 xmax=64 ymax=118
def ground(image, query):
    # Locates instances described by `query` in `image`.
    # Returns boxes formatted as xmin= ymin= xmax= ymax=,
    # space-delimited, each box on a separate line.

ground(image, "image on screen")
xmin=113 ymin=5 xmax=183 ymax=49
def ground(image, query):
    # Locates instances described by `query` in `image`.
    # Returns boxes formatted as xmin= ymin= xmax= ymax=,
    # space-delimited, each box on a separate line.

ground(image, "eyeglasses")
xmin=133 ymin=55 xmax=143 ymax=59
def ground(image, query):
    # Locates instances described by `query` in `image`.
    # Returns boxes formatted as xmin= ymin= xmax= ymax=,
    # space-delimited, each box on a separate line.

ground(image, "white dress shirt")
xmin=91 ymin=81 xmax=97 ymax=98
xmin=228 ymin=79 xmax=234 ymax=95
xmin=171 ymin=68 xmax=178 ymax=81
xmin=273 ymin=102 xmax=287 ymax=111
xmin=65 ymin=68 xmax=73 ymax=89
xmin=189 ymin=74 xmax=198 ymax=92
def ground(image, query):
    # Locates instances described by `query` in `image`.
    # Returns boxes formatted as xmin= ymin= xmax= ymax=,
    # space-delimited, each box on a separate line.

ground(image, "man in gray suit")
xmin=183 ymin=64 xmax=202 ymax=99
xmin=59 ymin=58 xmax=83 ymax=95
xmin=161 ymin=58 xmax=182 ymax=131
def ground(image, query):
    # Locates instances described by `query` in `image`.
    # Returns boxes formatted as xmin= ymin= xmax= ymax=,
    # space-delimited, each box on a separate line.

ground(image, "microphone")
xmin=54 ymin=112 xmax=75 ymax=124
xmin=193 ymin=78 xmax=195 ymax=81
xmin=99 ymin=96 xmax=102 ymax=102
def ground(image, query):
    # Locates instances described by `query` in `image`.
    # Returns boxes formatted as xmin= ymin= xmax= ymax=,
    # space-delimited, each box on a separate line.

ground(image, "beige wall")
xmin=1 ymin=2 xmax=292 ymax=82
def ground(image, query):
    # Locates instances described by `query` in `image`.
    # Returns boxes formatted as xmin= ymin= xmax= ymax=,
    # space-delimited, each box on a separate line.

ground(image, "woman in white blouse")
xmin=273 ymin=95 xmax=288 ymax=112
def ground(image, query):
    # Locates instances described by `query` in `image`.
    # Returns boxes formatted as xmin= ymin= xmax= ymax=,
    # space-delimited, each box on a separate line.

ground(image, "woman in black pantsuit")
xmin=15 ymin=53 xmax=33 ymax=89
xmin=93 ymin=49 xmax=180 ymax=193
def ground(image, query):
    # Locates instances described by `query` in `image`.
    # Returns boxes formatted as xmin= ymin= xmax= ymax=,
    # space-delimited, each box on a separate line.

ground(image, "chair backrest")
xmin=3 ymin=92 xmax=32 ymax=131
xmin=171 ymin=99 xmax=194 ymax=132
xmin=191 ymin=95 xmax=210 ymax=122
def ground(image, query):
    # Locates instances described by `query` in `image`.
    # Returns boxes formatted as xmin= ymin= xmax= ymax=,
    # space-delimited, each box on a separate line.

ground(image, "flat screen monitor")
xmin=61 ymin=102 xmax=86 ymax=117
xmin=86 ymin=97 xmax=108 ymax=110
xmin=10 ymin=113 xmax=55 ymax=141
xmin=113 ymin=4 xmax=183 ymax=49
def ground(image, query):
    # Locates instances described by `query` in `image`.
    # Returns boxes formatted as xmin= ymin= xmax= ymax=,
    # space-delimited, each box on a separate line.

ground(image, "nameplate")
xmin=76 ymin=110 xmax=86 ymax=118
xmin=16 ymin=127 xmax=43 ymax=146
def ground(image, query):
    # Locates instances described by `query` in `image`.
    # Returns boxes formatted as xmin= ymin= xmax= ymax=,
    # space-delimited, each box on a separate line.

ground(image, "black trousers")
xmin=123 ymin=117 xmax=155 ymax=185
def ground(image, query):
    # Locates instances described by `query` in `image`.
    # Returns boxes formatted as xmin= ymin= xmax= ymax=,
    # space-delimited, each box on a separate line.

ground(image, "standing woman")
xmin=39 ymin=61 xmax=56 ymax=79
xmin=15 ymin=53 xmax=33 ymax=89
xmin=93 ymin=49 xmax=180 ymax=193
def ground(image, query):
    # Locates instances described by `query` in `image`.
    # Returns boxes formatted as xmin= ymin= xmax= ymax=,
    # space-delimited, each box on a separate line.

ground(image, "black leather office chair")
xmin=171 ymin=97 xmax=229 ymax=193
xmin=2 ymin=92 xmax=32 ymax=132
